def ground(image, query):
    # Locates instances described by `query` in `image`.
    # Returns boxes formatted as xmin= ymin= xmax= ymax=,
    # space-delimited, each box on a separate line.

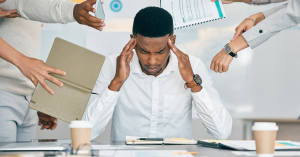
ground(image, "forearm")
xmin=0 ymin=0 xmax=76 ymax=23
xmin=193 ymin=88 xmax=232 ymax=139
xmin=229 ymin=35 xmax=249 ymax=53
xmin=232 ymin=0 xmax=252 ymax=2
xmin=82 ymin=88 xmax=120 ymax=139
xmin=0 ymin=37 xmax=25 ymax=68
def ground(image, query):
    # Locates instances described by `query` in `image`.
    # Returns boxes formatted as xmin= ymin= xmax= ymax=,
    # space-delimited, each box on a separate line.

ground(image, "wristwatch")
xmin=224 ymin=43 xmax=237 ymax=58
xmin=184 ymin=74 xmax=202 ymax=90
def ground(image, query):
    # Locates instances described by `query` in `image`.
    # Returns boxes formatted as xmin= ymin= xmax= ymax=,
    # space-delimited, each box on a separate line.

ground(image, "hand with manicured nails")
xmin=73 ymin=0 xmax=105 ymax=30
xmin=37 ymin=112 xmax=57 ymax=130
xmin=0 ymin=0 xmax=20 ymax=18
xmin=109 ymin=38 xmax=136 ymax=91
xmin=17 ymin=57 xmax=66 ymax=95
xmin=231 ymin=18 xmax=255 ymax=41
xmin=167 ymin=39 xmax=194 ymax=84
xmin=231 ymin=12 xmax=265 ymax=41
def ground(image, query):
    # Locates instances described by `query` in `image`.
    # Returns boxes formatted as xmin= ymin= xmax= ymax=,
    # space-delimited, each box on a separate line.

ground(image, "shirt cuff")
xmin=61 ymin=1 xmax=77 ymax=23
xmin=100 ymin=87 xmax=120 ymax=104
xmin=191 ymin=87 xmax=215 ymax=111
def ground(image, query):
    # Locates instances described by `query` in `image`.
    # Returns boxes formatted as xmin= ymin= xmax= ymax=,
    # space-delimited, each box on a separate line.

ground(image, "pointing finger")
xmin=231 ymin=27 xmax=244 ymax=41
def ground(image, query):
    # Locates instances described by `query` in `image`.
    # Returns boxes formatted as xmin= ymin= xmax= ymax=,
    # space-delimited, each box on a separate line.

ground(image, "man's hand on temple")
xmin=109 ymin=38 xmax=136 ymax=91
xmin=37 ymin=112 xmax=58 ymax=130
xmin=73 ymin=0 xmax=105 ymax=30
xmin=167 ymin=39 xmax=194 ymax=85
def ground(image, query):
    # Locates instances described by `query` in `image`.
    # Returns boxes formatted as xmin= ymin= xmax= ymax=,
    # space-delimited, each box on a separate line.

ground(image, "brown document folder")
xmin=29 ymin=37 xmax=105 ymax=123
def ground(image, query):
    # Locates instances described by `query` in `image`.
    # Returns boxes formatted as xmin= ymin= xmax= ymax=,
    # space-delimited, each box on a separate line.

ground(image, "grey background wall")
xmin=36 ymin=0 xmax=300 ymax=141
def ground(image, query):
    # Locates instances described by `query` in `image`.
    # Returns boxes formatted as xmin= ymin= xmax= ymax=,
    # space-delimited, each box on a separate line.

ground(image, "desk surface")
xmin=243 ymin=119 xmax=300 ymax=122
xmin=0 ymin=141 xmax=294 ymax=157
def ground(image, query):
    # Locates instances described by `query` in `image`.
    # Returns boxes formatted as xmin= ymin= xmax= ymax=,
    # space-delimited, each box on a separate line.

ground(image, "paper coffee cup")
xmin=252 ymin=122 xmax=278 ymax=157
xmin=69 ymin=121 xmax=93 ymax=153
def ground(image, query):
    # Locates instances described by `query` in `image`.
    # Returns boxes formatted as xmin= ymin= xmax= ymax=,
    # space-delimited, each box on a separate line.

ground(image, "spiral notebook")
xmin=161 ymin=0 xmax=226 ymax=30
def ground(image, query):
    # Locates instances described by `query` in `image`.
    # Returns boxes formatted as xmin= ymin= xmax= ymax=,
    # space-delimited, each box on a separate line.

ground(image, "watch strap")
xmin=229 ymin=52 xmax=237 ymax=58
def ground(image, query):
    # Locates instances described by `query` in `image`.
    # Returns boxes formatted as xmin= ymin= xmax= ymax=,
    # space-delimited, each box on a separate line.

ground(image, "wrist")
xmin=229 ymin=35 xmax=249 ymax=54
xmin=13 ymin=52 xmax=27 ymax=69
xmin=249 ymin=12 xmax=265 ymax=25
xmin=109 ymin=79 xmax=124 ymax=91
xmin=191 ymin=85 xmax=202 ymax=93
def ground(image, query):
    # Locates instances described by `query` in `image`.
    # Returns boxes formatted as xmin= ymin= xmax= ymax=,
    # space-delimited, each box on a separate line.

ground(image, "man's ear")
xmin=171 ymin=35 xmax=176 ymax=45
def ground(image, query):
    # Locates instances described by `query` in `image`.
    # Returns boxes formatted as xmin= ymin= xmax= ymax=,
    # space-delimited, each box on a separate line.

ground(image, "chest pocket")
xmin=163 ymin=91 xmax=192 ymax=123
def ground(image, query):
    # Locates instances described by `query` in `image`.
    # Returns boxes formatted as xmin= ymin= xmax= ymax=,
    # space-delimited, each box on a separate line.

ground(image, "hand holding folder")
xmin=29 ymin=38 xmax=106 ymax=123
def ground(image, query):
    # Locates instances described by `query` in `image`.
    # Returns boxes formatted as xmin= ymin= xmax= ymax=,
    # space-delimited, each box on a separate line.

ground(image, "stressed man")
xmin=82 ymin=7 xmax=232 ymax=141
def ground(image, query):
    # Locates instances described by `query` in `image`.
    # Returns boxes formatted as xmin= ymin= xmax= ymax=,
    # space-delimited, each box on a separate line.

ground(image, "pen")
xmin=138 ymin=138 xmax=164 ymax=141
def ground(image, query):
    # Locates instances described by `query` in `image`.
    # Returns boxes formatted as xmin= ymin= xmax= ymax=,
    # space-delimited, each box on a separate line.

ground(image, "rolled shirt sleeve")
xmin=82 ymin=57 xmax=120 ymax=140
xmin=191 ymin=57 xmax=232 ymax=140
xmin=247 ymin=0 xmax=287 ymax=5
xmin=242 ymin=0 xmax=300 ymax=49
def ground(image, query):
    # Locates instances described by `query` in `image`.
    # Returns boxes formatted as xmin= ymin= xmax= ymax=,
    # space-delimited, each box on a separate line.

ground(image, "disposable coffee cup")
xmin=252 ymin=122 xmax=278 ymax=157
xmin=69 ymin=121 xmax=93 ymax=154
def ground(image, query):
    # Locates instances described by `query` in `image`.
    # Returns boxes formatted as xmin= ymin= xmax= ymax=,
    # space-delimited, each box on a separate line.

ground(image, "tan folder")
xmin=29 ymin=37 xmax=105 ymax=123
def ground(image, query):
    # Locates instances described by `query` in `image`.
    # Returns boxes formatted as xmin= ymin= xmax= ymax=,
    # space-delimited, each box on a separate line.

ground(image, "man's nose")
xmin=148 ymin=54 xmax=157 ymax=65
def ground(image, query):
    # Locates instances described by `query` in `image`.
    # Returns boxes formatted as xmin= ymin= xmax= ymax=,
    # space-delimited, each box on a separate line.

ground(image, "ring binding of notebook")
xmin=174 ymin=17 xmax=225 ymax=30
xmin=160 ymin=0 xmax=227 ymax=31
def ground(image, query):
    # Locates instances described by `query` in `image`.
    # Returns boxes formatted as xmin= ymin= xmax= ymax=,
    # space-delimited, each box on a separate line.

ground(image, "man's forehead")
xmin=135 ymin=34 xmax=170 ymax=52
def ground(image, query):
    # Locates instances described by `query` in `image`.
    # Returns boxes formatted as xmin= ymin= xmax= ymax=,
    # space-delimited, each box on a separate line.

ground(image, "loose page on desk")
xmin=161 ymin=0 xmax=226 ymax=30
xmin=220 ymin=141 xmax=300 ymax=151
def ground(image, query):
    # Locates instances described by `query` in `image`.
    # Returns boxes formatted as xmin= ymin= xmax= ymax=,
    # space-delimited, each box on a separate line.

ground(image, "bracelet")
xmin=246 ymin=17 xmax=256 ymax=25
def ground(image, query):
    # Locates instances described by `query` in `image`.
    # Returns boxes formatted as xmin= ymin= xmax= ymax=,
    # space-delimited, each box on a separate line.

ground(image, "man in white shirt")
xmin=82 ymin=7 xmax=232 ymax=141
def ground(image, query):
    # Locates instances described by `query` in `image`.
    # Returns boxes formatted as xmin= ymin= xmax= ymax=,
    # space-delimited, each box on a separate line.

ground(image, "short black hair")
xmin=132 ymin=7 xmax=174 ymax=38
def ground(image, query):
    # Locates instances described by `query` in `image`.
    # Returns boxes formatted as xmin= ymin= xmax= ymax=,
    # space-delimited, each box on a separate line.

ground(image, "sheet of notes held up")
xmin=161 ymin=0 xmax=226 ymax=30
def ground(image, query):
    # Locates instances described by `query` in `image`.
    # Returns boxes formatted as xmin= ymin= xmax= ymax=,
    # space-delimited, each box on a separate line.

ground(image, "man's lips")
xmin=145 ymin=66 xmax=159 ymax=72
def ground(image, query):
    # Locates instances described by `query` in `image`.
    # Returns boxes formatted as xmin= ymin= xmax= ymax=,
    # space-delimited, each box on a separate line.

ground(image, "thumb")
xmin=0 ymin=0 xmax=6 ymax=3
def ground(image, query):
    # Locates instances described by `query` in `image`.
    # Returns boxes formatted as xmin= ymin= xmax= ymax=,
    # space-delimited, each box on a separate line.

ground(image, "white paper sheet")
xmin=224 ymin=141 xmax=300 ymax=151
xmin=232 ymin=151 xmax=300 ymax=156
xmin=98 ymin=150 xmax=196 ymax=157
xmin=161 ymin=0 xmax=226 ymax=30
xmin=91 ymin=145 xmax=151 ymax=150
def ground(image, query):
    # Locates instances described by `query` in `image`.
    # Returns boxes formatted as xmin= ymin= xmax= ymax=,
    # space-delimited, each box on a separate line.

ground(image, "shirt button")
xmin=259 ymin=30 xmax=263 ymax=33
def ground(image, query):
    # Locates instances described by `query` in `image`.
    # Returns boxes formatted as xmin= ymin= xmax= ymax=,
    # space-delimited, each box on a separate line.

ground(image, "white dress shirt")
xmin=242 ymin=0 xmax=300 ymax=48
xmin=82 ymin=51 xmax=232 ymax=141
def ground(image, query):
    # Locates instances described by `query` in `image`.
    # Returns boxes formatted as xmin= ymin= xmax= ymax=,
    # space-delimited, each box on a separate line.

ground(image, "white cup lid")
xmin=69 ymin=121 xmax=93 ymax=128
xmin=252 ymin=122 xmax=278 ymax=131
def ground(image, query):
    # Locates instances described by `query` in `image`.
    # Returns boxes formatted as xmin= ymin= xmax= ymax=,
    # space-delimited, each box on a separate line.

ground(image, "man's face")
xmin=133 ymin=34 xmax=176 ymax=76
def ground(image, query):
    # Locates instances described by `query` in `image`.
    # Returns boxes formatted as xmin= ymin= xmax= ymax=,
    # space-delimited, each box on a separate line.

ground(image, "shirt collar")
xmin=131 ymin=50 xmax=177 ymax=77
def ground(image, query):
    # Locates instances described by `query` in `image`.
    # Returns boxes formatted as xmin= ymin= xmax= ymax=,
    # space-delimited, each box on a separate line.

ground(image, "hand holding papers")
xmin=161 ymin=0 xmax=226 ymax=30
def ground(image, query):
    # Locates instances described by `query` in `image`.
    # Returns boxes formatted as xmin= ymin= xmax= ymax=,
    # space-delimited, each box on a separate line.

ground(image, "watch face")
xmin=224 ymin=44 xmax=232 ymax=54
xmin=194 ymin=74 xmax=202 ymax=85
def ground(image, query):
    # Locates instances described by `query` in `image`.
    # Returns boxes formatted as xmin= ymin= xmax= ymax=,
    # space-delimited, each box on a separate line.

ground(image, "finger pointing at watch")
xmin=167 ymin=38 xmax=194 ymax=84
